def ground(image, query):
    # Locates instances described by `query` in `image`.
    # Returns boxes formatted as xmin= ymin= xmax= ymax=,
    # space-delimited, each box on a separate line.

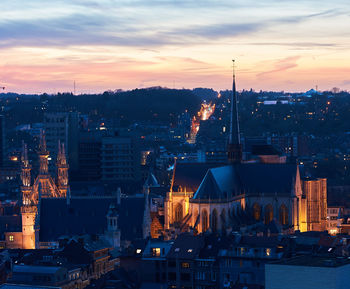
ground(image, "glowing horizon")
xmin=0 ymin=0 xmax=350 ymax=94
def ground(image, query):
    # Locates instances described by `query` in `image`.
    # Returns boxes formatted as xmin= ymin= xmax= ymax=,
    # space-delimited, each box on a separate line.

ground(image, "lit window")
xmin=9 ymin=235 xmax=14 ymax=242
xmin=136 ymin=249 xmax=142 ymax=254
xmin=266 ymin=248 xmax=271 ymax=256
xmin=187 ymin=249 xmax=193 ymax=253
xmin=182 ymin=262 xmax=190 ymax=268
xmin=152 ymin=248 xmax=161 ymax=257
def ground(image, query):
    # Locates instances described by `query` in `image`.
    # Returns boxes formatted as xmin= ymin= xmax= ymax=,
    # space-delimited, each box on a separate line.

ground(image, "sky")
xmin=0 ymin=0 xmax=350 ymax=94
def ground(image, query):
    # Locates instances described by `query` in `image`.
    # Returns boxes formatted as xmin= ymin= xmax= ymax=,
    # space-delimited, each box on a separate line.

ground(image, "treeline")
xmin=2 ymin=87 xmax=208 ymax=127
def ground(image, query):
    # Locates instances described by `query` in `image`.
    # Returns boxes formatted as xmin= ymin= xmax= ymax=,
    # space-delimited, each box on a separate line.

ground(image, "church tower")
xmin=56 ymin=141 xmax=69 ymax=198
xmin=227 ymin=60 xmax=242 ymax=163
xmin=20 ymin=141 xmax=37 ymax=249
xmin=20 ymin=141 xmax=32 ymax=205
xmin=38 ymin=131 xmax=49 ymax=175
xmin=105 ymin=203 xmax=121 ymax=248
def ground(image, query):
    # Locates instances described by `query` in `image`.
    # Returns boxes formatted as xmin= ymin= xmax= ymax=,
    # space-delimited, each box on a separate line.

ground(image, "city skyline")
xmin=0 ymin=0 xmax=350 ymax=93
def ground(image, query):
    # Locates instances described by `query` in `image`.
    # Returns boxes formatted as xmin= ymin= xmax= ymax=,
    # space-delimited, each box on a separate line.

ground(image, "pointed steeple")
xmin=21 ymin=141 xmax=32 ymax=205
xmin=21 ymin=141 xmax=29 ymax=168
xmin=38 ymin=130 xmax=49 ymax=175
xmin=56 ymin=140 xmax=67 ymax=166
xmin=228 ymin=60 xmax=242 ymax=163
xmin=57 ymin=140 xmax=69 ymax=198
xmin=39 ymin=130 xmax=47 ymax=153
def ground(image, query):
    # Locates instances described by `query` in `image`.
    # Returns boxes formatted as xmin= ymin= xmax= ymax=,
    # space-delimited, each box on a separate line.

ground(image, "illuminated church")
xmin=3 ymin=133 xmax=151 ymax=249
xmin=4 ymin=134 xmax=70 ymax=249
xmin=164 ymin=62 xmax=327 ymax=235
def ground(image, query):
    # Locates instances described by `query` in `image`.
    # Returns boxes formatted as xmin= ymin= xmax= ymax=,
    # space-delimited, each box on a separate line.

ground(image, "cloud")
xmin=0 ymin=0 xmax=344 ymax=49
xmin=257 ymin=56 xmax=300 ymax=77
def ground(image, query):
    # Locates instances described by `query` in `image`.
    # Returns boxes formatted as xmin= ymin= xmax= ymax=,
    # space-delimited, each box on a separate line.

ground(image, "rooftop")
xmin=271 ymin=255 xmax=350 ymax=268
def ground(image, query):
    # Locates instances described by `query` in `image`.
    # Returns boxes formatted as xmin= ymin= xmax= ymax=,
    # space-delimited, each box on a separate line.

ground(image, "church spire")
xmin=57 ymin=140 xmax=69 ymax=198
xmin=228 ymin=60 xmax=242 ymax=163
xmin=21 ymin=141 xmax=32 ymax=205
xmin=38 ymin=130 xmax=49 ymax=175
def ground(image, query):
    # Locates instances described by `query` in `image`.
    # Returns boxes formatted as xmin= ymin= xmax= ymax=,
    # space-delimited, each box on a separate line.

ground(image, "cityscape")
xmin=1 ymin=1 xmax=350 ymax=289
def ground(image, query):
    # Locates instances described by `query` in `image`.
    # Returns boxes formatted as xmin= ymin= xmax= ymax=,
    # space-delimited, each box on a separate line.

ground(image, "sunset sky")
xmin=0 ymin=0 xmax=349 ymax=94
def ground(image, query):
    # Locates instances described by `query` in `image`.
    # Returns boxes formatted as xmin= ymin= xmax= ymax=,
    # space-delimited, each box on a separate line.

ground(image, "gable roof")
xmin=172 ymin=162 xmax=222 ymax=193
xmin=192 ymin=163 xmax=298 ymax=201
xmin=167 ymin=233 xmax=205 ymax=259
xmin=0 ymin=215 xmax=22 ymax=238
xmin=39 ymin=196 xmax=146 ymax=242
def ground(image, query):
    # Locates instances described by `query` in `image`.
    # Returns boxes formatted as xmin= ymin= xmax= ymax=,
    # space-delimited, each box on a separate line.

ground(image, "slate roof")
xmin=239 ymin=236 xmax=280 ymax=248
xmin=0 ymin=215 xmax=21 ymax=238
xmin=167 ymin=233 xmax=205 ymax=259
xmin=13 ymin=265 xmax=64 ymax=274
xmin=193 ymin=163 xmax=298 ymax=201
xmin=39 ymin=196 xmax=146 ymax=242
xmin=172 ymin=162 xmax=223 ymax=193
xmin=198 ymin=234 xmax=231 ymax=259
xmin=144 ymin=172 xmax=159 ymax=188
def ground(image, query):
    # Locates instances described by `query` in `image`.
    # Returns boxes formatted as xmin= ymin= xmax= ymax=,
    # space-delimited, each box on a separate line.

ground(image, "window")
xmin=266 ymin=248 xmax=271 ymax=256
xmin=152 ymin=248 xmax=161 ymax=257
xmin=9 ymin=235 xmax=14 ymax=242
xmin=182 ymin=262 xmax=190 ymax=268
xmin=181 ymin=273 xmax=190 ymax=281
xmin=168 ymin=272 xmax=176 ymax=281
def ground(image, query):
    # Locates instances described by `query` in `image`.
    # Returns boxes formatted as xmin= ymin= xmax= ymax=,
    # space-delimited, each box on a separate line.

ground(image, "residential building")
xmin=101 ymin=136 xmax=141 ymax=183
xmin=266 ymin=256 xmax=350 ymax=289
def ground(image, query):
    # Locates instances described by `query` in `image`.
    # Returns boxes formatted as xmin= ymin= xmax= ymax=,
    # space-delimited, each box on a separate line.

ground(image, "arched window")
xmin=193 ymin=209 xmax=199 ymax=228
xmin=174 ymin=203 xmax=183 ymax=223
xmin=279 ymin=204 xmax=288 ymax=226
xmin=252 ymin=203 xmax=261 ymax=221
xmin=202 ymin=210 xmax=209 ymax=232
xmin=264 ymin=204 xmax=273 ymax=225
xmin=211 ymin=209 xmax=218 ymax=232
xmin=221 ymin=209 xmax=226 ymax=231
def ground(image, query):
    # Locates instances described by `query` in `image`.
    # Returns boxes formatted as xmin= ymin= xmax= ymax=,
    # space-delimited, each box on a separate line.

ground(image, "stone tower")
xmin=20 ymin=142 xmax=33 ymax=205
xmin=21 ymin=141 xmax=37 ymax=249
xmin=38 ymin=131 xmax=49 ymax=175
xmin=57 ymin=141 xmax=69 ymax=198
xmin=105 ymin=203 xmax=120 ymax=248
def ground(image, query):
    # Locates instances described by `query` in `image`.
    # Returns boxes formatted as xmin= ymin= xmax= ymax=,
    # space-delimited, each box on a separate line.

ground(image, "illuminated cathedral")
xmin=20 ymin=133 xmax=70 ymax=249
xmin=164 ymin=61 xmax=327 ymax=236
xmin=2 ymin=132 xmax=151 ymax=250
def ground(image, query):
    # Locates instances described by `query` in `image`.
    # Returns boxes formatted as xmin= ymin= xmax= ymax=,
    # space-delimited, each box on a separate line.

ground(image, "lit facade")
xmin=6 ymin=134 xmax=70 ymax=249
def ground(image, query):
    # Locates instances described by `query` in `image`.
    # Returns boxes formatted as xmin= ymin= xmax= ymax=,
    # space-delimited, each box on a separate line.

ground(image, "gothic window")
xmin=174 ymin=203 xmax=183 ymax=223
xmin=279 ymin=204 xmax=288 ymax=226
xmin=253 ymin=203 xmax=261 ymax=221
xmin=211 ymin=209 xmax=218 ymax=232
xmin=264 ymin=204 xmax=273 ymax=225
xmin=202 ymin=210 xmax=209 ymax=232
xmin=193 ymin=209 xmax=199 ymax=225
xmin=221 ymin=209 xmax=226 ymax=231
